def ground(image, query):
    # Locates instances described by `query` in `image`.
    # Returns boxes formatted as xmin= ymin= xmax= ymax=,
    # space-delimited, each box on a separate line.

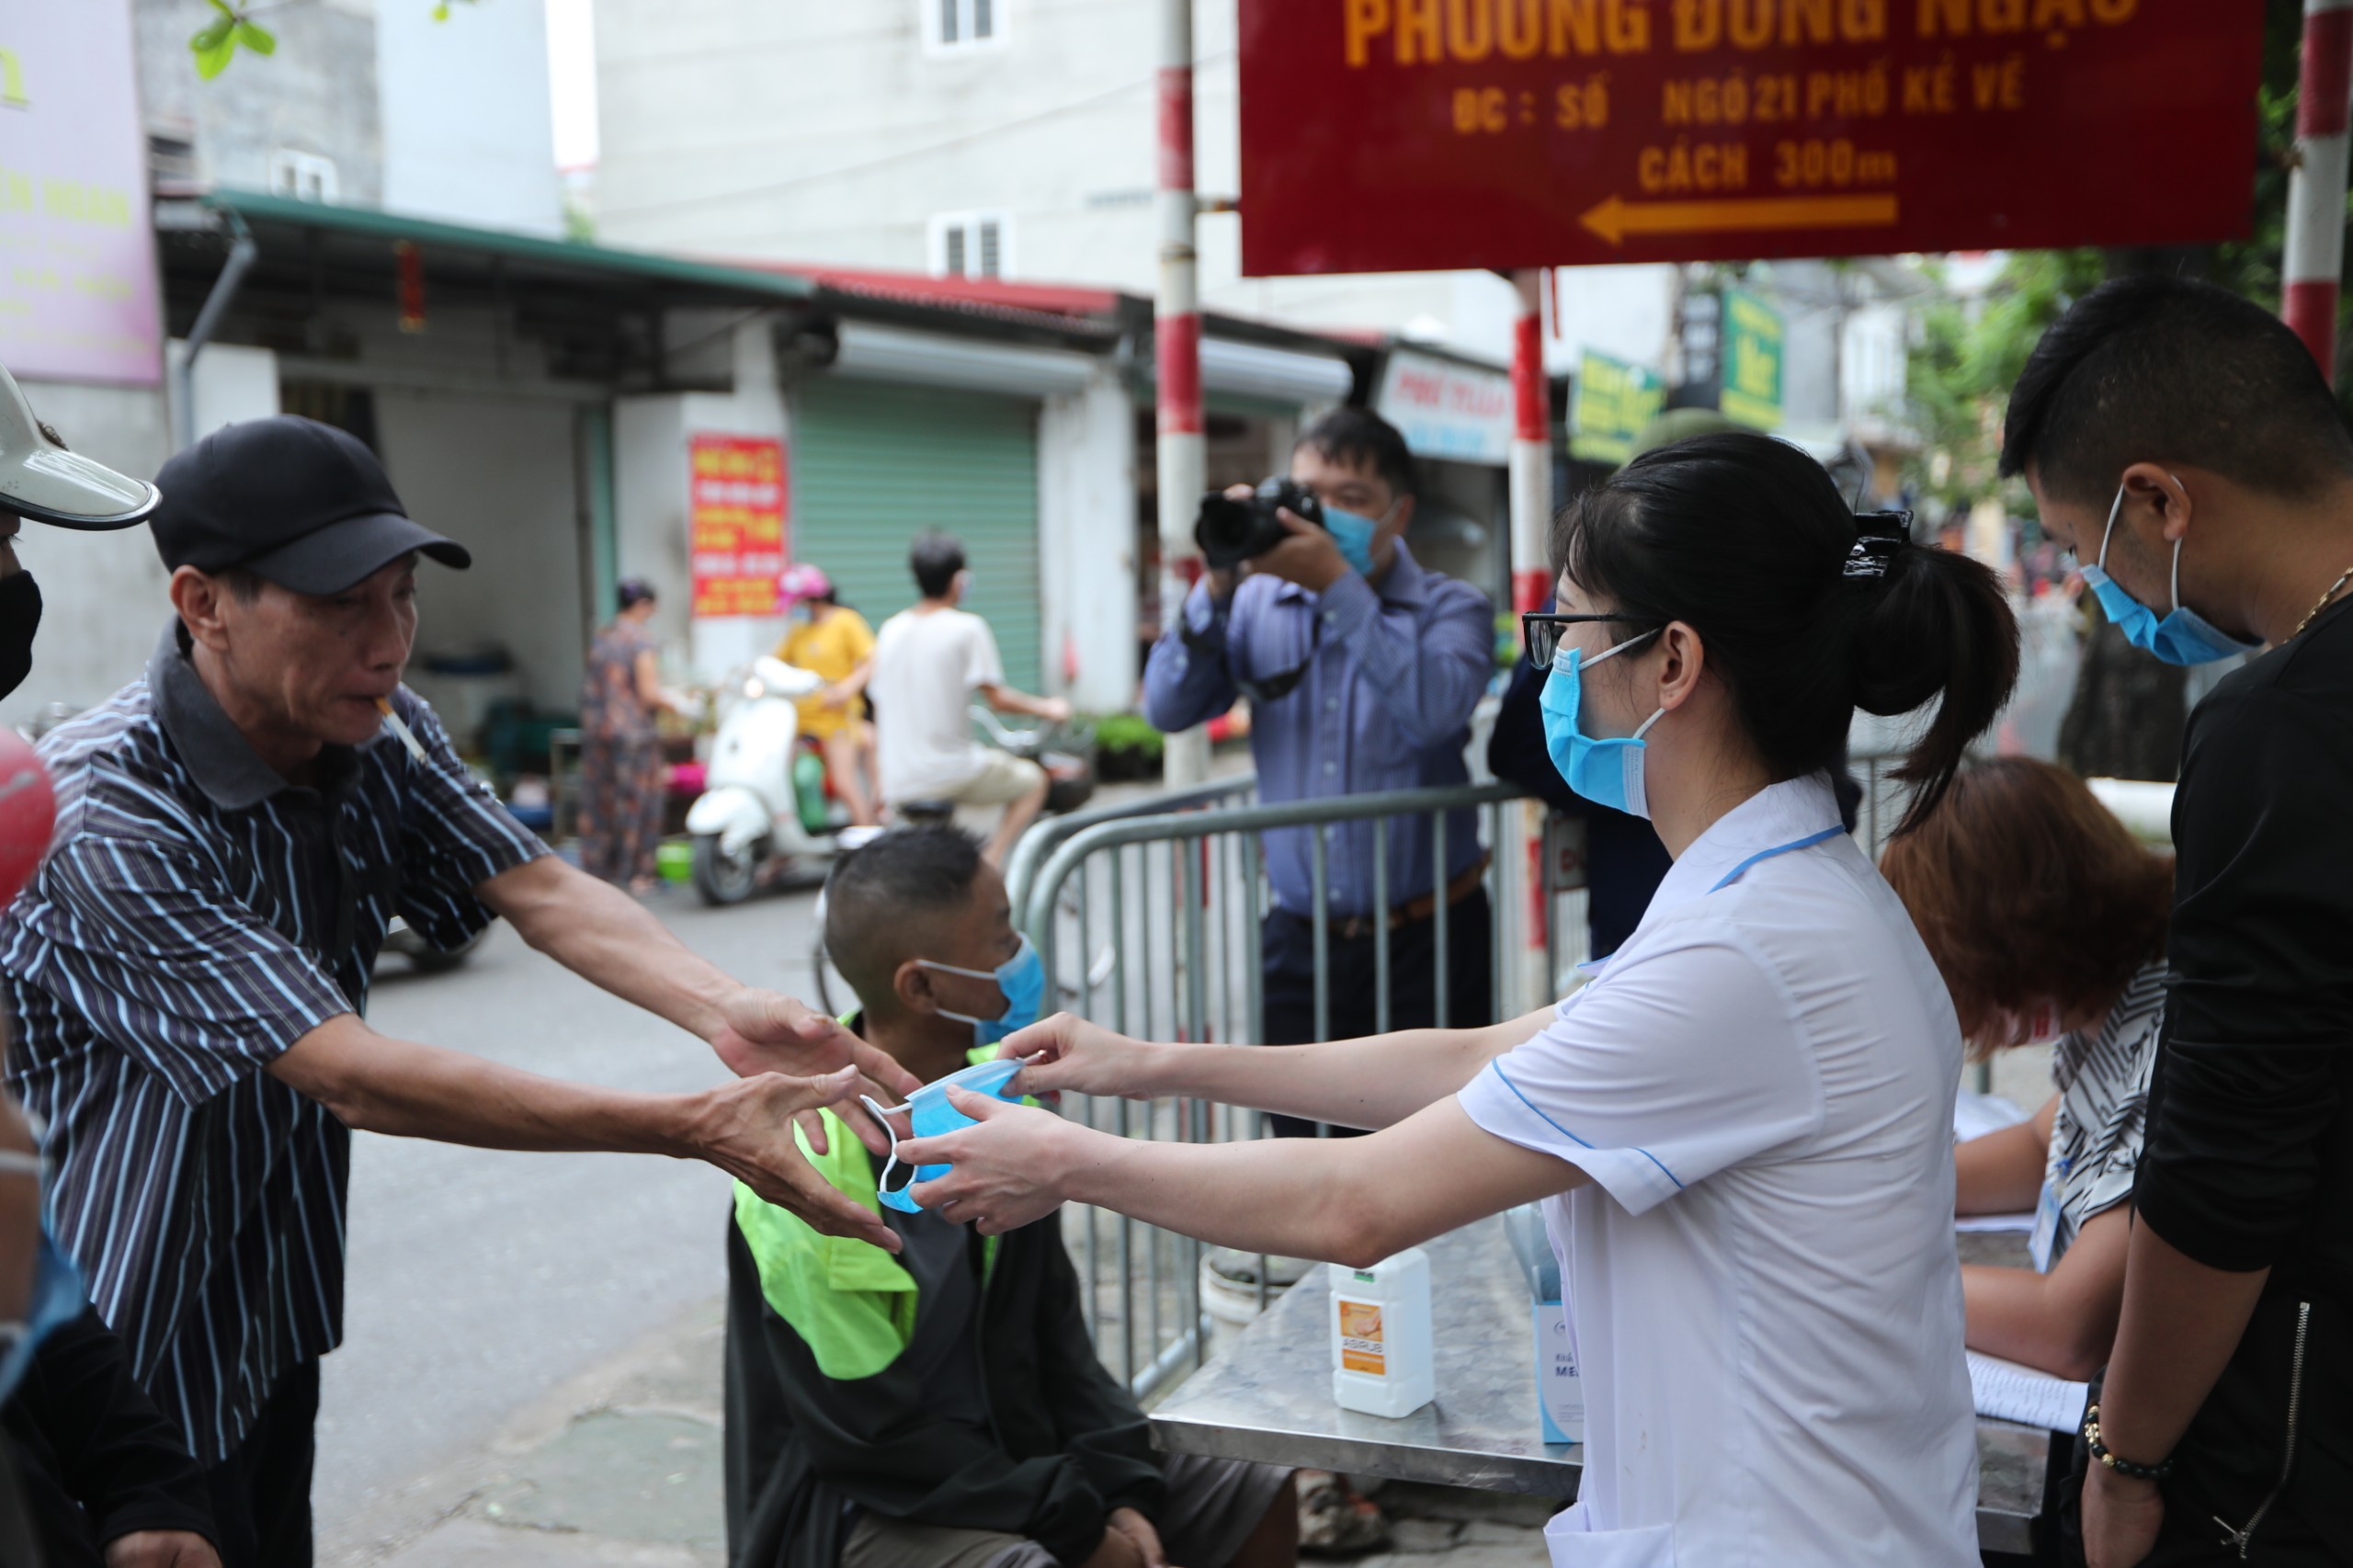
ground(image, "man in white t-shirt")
xmin=866 ymin=531 xmax=1070 ymax=865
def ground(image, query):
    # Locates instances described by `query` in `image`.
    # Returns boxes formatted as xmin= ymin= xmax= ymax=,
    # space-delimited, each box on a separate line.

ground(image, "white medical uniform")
xmin=1458 ymin=773 xmax=1977 ymax=1567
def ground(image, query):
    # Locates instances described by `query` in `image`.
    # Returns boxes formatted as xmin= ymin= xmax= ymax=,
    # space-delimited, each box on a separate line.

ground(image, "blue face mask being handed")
xmin=0 ymin=1142 xmax=84 ymax=1405
xmin=1539 ymin=628 xmax=1665 ymax=820
xmin=916 ymin=933 xmax=1046 ymax=1045
xmin=1321 ymin=506 xmax=1381 ymax=577
xmin=2080 ymin=484 xmax=2260 ymax=666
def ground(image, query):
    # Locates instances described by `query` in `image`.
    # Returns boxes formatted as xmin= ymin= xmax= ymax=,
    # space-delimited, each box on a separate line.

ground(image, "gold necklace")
xmin=2291 ymin=565 xmax=2353 ymax=641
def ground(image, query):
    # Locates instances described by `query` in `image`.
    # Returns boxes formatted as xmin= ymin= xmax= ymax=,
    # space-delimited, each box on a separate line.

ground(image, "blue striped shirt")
xmin=0 ymin=625 xmax=545 ymax=1462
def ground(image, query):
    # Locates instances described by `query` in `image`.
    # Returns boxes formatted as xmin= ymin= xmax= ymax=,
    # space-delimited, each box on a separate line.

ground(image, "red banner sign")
xmin=1238 ymin=0 xmax=2265 ymax=275
xmin=689 ymin=434 xmax=788 ymax=619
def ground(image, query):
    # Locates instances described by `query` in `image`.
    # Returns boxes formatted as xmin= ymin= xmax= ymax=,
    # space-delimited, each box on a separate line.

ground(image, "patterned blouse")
xmin=2031 ymin=958 xmax=2167 ymax=1271
xmin=582 ymin=619 xmax=659 ymax=744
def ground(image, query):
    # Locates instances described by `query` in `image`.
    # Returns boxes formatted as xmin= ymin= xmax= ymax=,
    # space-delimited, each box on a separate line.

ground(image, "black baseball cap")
xmin=151 ymin=415 xmax=471 ymax=594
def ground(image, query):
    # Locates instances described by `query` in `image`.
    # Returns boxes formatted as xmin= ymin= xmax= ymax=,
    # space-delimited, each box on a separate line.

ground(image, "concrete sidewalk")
xmin=322 ymin=1292 xmax=1554 ymax=1567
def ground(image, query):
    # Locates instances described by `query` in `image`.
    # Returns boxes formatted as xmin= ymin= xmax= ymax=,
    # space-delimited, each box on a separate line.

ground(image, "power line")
xmin=598 ymin=49 xmax=1234 ymax=222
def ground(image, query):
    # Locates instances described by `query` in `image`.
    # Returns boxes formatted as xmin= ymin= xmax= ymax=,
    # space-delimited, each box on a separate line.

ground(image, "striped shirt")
xmin=2031 ymin=959 xmax=2167 ymax=1272
xmin=0 ymin=624 xmax=544 ymax=1462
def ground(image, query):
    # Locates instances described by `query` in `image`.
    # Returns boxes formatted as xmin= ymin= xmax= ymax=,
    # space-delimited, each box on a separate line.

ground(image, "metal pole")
xmin=173 ymin=213 xmax=259 ymax=451
xmin=2286 ymin=0 xmax=2353 ymax=381
xmin=1156 ymin=0 xmax=1210 ymax=787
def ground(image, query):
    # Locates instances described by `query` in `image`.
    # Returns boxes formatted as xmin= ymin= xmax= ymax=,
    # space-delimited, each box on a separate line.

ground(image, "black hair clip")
xmin=1843 ymin=511 xmax=1912 ymax=579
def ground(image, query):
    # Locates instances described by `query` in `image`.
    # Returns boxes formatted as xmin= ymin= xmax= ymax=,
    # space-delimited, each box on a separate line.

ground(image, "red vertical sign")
xmin=688 ymin=435 xmax=789 ymax=619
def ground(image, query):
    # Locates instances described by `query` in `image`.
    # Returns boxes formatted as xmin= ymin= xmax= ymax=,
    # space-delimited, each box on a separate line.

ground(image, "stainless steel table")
xmin=1149 ymin=1217 xmax=2054 ymax=1555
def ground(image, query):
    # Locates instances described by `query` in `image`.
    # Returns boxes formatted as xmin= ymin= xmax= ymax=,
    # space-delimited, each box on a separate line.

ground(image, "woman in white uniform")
xmin=898 ymin=433 xmax=2020 ymax=1565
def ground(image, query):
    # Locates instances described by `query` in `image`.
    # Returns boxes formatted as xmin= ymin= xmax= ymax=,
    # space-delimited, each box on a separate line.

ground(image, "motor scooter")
xmin=686 ymin=655 xmax=874 ymax=905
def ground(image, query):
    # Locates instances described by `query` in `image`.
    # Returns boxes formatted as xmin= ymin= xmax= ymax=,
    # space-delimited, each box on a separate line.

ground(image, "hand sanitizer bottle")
xmin=1328 ymin=1248 xmax=1435 ymax=1418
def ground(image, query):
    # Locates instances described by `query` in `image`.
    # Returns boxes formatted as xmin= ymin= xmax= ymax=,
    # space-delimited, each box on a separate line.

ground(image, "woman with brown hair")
xmin=1881 ymin=756 xmax=2173 ymax=1380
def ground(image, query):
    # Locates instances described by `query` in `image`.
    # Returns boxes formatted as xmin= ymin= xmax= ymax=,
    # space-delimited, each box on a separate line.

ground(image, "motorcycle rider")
xmin=773 ymin=564 xmax=879 ymax=828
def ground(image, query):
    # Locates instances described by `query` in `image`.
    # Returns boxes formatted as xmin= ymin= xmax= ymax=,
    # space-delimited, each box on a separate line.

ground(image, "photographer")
xmin=1143 ymin=409 xmax=1495 ymax=1136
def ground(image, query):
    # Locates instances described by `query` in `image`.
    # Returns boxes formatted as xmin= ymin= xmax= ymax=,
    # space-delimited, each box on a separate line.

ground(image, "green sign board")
xmin=1571 ymin=350 xmax=1665 ymax=467
xmin=1720 ymin=287 xmax=1785 ymax=432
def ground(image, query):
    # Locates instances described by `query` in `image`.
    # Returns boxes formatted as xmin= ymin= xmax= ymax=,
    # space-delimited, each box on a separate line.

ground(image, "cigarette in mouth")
xmin=375 ymin=698 xmax=428 ymax=762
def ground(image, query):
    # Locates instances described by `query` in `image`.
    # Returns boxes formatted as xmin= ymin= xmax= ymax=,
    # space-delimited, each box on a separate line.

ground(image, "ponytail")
xmin=1851 ymin=540 xmax=2018 ymax=836
xmin=1555 ymin=432 xmax=2019 ymax=837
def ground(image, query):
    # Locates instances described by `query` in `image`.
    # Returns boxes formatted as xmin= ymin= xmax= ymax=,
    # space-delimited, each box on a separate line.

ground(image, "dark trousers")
xmin=1262 ymin=888 xmax=1493 ymax=1139
xmin=200 ymin=1358 xmax=317 ymax=1568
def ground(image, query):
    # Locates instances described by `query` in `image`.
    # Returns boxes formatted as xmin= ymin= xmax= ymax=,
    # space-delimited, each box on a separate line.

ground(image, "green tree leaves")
xmin=190 ymin=1 xmax=476 ymax=77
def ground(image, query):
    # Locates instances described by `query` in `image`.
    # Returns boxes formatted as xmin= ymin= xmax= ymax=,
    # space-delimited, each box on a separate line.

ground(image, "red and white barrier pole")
xmin=1156 ymin=0 xmax=1209 ymax=788
xmin=1507 ymin=268 xmax=1553 ymax=1006
xmin=1508 ymin=268 xmax=1553 ymax=619
xmin=2286 ymin=0 xmax=2353 ymax=382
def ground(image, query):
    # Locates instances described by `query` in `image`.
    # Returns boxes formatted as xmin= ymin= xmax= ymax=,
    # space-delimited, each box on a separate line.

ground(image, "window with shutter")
xmin=929 ymin=212 xmax=1013 ymax=280
xmin=925 ymin=0 xmax=1003 ymax=51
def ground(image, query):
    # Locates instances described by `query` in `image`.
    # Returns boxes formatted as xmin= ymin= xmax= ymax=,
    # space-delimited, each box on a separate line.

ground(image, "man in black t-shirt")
xmin=2001 ymin=278 xmax=2353 ymax=1566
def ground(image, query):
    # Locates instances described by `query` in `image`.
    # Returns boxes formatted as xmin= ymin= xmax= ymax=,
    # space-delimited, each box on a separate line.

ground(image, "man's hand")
xmin=687 ymin=1066 xmax=902 ymax=1253
xmin=2082 ymin=1463 xmax=2164 ymax=1568
xmin=1000 ymin=1013 xmax=1155 ymax=1100
xmin=1246 ymin=508 xmax=1347 ymax=593
xmin=710 ymin=989 xmax=921 ymax=1155
xmin=104 ymin=1531 xmax=222 ymax=1568
xmin=1038 ymin=695 xmax=1074 ymax=725
xmin=1108 ymin=1507 xmax=1173 ymax=1568
xmin=818 ymin=681 xmax=856 ymax=710
xmin=903 ymin=1087 xmax=1086 ymax=1234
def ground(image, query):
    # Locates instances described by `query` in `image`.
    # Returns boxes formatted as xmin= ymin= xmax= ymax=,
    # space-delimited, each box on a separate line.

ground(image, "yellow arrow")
xmin=1580 ymin=193 xmax=1899 ymax=246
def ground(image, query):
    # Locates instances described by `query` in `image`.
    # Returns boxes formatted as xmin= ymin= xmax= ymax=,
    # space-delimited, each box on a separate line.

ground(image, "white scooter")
xmin=686 ymin=655 xmax=875 ymax=905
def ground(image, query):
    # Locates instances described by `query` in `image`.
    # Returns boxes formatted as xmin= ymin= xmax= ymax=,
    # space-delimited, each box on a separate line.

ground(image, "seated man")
xmin=867 ymin=533 xmax=1070 ymax=866
xmin=724 ymin=826 xmax=1295 ymax=1568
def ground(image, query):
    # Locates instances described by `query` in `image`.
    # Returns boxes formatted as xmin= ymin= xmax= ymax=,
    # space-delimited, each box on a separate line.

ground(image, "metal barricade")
xmin=1013 ymin=779 xmax=1529 ymax=1401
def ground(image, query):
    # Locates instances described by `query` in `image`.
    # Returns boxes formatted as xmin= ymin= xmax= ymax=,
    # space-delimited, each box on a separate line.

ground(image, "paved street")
xmin=316 ymin=884 xmax=826 ymax=1562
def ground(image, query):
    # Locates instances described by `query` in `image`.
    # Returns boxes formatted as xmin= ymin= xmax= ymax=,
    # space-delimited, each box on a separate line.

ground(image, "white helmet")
xmin=0 ymin=360 xmax=159 ymax=530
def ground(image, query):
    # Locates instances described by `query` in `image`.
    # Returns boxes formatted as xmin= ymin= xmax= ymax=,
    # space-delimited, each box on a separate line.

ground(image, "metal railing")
xmin=1019 ymin=752 xmax=1948 ymax=1400
xmin=1013 ymin=779 xmax=1530 ymax=1400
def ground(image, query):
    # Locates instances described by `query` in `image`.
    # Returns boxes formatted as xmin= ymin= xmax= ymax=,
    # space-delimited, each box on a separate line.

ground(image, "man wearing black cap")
xmin=0 ymin=415 xmax=921 ymax=1565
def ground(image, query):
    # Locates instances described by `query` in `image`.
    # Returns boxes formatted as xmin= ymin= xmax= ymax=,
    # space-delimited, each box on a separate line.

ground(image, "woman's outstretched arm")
xmin=1000 ymin=1005 xmax=1559 ymax=1131
xmin=904 ymin=1087 xmax=1584 ymax=1262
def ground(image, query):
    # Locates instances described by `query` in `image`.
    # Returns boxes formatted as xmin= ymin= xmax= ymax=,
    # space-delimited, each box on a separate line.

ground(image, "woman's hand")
xmin=998 ymin=1013 xmax=1158 ymax=1100
xmin=903 ymin=1086 xmax=1094 ymax=1234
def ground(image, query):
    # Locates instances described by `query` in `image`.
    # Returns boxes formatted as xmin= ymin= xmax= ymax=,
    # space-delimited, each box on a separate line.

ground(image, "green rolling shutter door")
xmin=792 ymin=378 xmax=1042 ymax=694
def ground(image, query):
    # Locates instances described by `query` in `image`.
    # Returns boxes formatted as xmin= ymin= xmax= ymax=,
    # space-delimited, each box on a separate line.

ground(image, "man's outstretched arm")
xmin=268 ymin=1014 xmax=900 ymax=1251
xmin=478 ymin=856 xmax=919 ymax=1112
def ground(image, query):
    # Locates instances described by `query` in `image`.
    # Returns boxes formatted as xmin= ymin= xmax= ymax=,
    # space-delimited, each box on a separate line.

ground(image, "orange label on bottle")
xmin=1337 ymin=1298 xmax=1386 ymax=1375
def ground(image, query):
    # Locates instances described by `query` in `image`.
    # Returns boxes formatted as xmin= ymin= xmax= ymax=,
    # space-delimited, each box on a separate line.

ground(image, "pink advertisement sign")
xmin=0 ymin=0 xmax=163 ymax=385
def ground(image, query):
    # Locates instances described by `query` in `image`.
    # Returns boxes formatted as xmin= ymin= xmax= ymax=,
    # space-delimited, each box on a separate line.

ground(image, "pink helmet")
xmin=778 ymin=562 xmax=833 ymax=607
xmin=0 ymin=730 xmax=55 ymax=904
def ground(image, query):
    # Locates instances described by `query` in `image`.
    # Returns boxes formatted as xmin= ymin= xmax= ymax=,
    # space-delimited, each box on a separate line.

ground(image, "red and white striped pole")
xmin=2286 ymin=0 xmax=2353 ymax=382
xmin=1507 ymin=268 xmax=1552 ymax=619
xmin=1156 ymin=0 xmax=1210 ymax=788
xmin=1508 ymin=268 xmax=1552 ymax=1006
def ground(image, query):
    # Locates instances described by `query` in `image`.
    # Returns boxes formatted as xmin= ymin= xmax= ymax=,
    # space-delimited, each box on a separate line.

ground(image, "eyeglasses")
xmin=1520 ymin=611 xmax=1665 ymax=669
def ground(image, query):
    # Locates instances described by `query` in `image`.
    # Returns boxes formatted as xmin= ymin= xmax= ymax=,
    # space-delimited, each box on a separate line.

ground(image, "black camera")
xmin=1193 ymin=478 xmax=1324 ymax=571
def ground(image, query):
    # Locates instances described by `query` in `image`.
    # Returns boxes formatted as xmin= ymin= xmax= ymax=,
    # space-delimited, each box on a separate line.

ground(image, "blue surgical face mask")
xmin=1540 ymin=629 xmax=1665 ymax=820
xmin=917 ymin=933 xmax=1045 ymax=1045
xmin=858 ymin=1056 xmax=1030 ymax=1214
xmin=1321 ymin=506 xmax=1381 ymax=577
xmin=2080 ymin=484 xmax=2260 ymax=666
